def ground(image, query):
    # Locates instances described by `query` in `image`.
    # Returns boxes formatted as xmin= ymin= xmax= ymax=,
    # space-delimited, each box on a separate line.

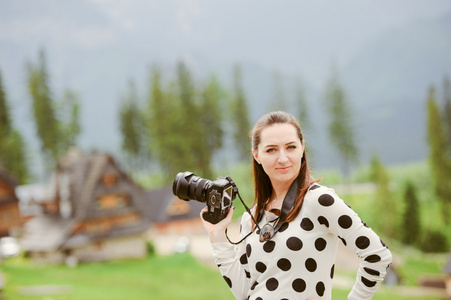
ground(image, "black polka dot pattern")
xmin=256 ymin=262 xmax=267 ymax=273
xmin=278 ymin=222 xmax=289 ymax=232
xmin=286 ymin=237 xmax=303 ymax=251
xmin=309 ymin=184 xmax=320 ymax=191
xmin=263 ymin=241 xmax=276 ymax=253
xmin=356 ymin=236 xmax=370 ymax=250
xmin=277 ymin=258 xmax=291 ymax=271
xmin=301 ymin=218 xmax=314 ymax=231
xmin=364 ymin=267 xmax=380 ymax=276
xmin=215 ymin=186 xmax=392 ymax=299
xmin=240 ymin=253 xmax=248 ymax=265
xmin=365 ymin=254 xmax=382 ymax=263
xmin=223 ymin=276 xmax=232 ymax=288
xmin=338 ymin=236 xmax=347 ymax=246
xmin=316 ymin=281 xmax=325 ymax=296
xmin=318 ymin=194 xmax=335 ymax=206
xmin=338 ymin=215 xmax=353 ymax=229
xmin=266 ymin=278 xmax=279 ymax=291
xmin=246 ymin=244 xmax=252 ymax=257
xmin=292 ymin=278 xmax=306 ymax=293
xmin=315 ymin=238 xmax=327 ymax=251
xmin=305 ymin=258 xmax=317 ymax=272
xmin=318 ymin=216 xmax=329 ymax=228
xmin=361 ymin=276 xmax=377 ymax=287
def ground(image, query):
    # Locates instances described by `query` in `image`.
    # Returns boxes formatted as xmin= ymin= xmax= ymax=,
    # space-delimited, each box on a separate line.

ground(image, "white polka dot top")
xmin=212 ymin=184 xmax=392 ymax=300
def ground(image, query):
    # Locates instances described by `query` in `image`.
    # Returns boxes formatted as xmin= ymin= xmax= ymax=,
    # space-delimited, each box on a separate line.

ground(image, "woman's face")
xmin=252 ymin=123 xmax=304 ymax=187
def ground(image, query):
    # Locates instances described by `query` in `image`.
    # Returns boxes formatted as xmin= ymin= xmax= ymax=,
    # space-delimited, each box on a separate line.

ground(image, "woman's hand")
xmin=200 ymin=206 xmax=235 ymax=244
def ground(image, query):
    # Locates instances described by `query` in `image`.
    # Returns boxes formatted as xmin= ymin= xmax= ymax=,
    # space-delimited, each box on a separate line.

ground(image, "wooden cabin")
xmin=0 ymin=166 xmax=21 ymax=238
xmin=20 ymin=150 xmax=149 ymax=264
xmin=144 ymin=187 xmax=204 ymax=236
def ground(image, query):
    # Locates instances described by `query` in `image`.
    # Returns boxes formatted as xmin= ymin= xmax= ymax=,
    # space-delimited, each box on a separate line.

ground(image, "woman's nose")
xmin=278 ymin=150 xmax=289 ymax=163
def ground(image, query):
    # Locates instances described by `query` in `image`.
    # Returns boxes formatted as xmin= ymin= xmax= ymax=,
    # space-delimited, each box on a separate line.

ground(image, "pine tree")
xmin=370 ymin=154 xmax=398 ymax=239
xmin=26 ymin=49 xmax=80 ymax=170
xmin=443 ymin=76 xmax=451 ymax=154
xmin=295 ymin=76 xmax=310 ymax=133
xmin=119 ymin=79 xmax=146 ymax=171
xmin=0 ymin=70 xmax=30 ymax=184
xmin=426 ymin=85 xmax=451 ymax=224
xmin=175 ymin=60 xmax=205 ymax=174
xmin=230 ymin=64 xmax=251 ymax=161
xmin=198 ymin=74 xmax=225 ymax=178
xmin=147 ymin=65 xmax=176 ymax=177
xmin=0 ymin=71 xmax=12 ymax=138
xmin=27 ymin=49 xmax=60 ymax=165
xmin=402 ymin=181 xmax=421 ymax=245
xmin=59 ymin=89 xmax=81 ymax=151
xmin=268 ymin=70 xmax=288 ymax=112
xmin=323 ymin=66 xmax=358 ymax=178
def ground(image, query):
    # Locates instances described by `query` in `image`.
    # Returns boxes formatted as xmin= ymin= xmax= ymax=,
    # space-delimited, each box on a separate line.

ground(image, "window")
xmin=96 ymin=194 xmax=130 ymax=210
xmin=102 ymin=174 xmax=118 ymax=187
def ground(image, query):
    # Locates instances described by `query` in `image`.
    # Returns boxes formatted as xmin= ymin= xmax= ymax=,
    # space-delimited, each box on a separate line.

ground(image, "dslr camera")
xmin=172 ymin=172 xmax=237 ymax=224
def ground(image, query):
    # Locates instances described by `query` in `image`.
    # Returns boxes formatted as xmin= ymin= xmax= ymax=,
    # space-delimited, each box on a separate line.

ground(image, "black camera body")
xmin=172 ymin=172 xmax=236 ymax=224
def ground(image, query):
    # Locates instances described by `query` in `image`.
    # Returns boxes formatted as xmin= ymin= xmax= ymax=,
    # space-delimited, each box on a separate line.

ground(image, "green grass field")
xmin=0 ymin=253 xmax=234 ymax=300
xmin=0 ymin=251 xmax=447 ymax=300
xmin=1 ymin=161 xmax=449 ymax=300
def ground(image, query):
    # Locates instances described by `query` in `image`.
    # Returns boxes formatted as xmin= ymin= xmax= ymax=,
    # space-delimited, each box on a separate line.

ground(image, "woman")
xmin=201 ymin=111 xmax=392 ymax=300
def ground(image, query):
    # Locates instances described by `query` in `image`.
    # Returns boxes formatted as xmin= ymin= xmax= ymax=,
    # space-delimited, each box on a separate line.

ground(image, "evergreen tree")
xmin=426 ymin=86 xmax=451 ymax=224
xmin=295 ymin=76 xmax=310 ymax=133
xmin=147 ymin=65 xmax=176 ymax=177
xmin=175 ymin=60 xmax=205 ymax=174
xmin=27 ymin=50 xmax=60 ymax=165
xmin=402 ymin=181 xmax=421 ymax=245
xmin=268 ymin=70 xmax=288 ymax=112
xmin=0 ymin=70 xmax=30 ymax=184
xmin=27 ymin=50 xmax=80 ymax=169
xmin=323 ymin=66 xmax=358 ymax=178
xmin=147 ymin=63 xmax=204 ymax=180
xmin=198 ymin=74 xmax=224 ymax=178
xmin=0 ymin=72 xmax=12 ymax=137
xmin=59 ymin=89 xmax=81 ymax=151
xmin=443 ymin=75 xmax=451 ymax=154
xmin=119 ymin=79 xmax=146 ymax=171
xmin=230 ymin=64 xmax=251 ymax=161
xmin=370 ymin=154 xmax=398 ymax=239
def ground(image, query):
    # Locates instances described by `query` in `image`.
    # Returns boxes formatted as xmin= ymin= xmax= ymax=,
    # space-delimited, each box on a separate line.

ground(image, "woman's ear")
xmin=252 ymin=149 xmax=261 ymax=164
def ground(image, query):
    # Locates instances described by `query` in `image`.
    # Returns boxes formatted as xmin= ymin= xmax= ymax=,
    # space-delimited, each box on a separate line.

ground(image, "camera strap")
xmin=225 ymin=177 xmax=299 ymax=245
xmin=274 ymin=177 xmax=298 ymax=232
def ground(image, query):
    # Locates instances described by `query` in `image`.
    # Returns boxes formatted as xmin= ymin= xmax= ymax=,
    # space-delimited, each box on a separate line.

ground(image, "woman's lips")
xmin=276 ymin=166 xmax=291 ymax=173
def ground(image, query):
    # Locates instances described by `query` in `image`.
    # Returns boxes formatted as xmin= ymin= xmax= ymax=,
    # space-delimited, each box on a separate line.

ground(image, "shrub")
xmin=418 ymin=229 xmax=449 ymax=253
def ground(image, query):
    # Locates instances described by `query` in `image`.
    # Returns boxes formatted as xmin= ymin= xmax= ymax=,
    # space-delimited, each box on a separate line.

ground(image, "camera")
xmin=172 ymin=172 xmax=236 ymax=224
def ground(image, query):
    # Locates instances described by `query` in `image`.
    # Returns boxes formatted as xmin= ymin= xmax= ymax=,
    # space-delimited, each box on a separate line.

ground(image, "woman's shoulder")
xmin=306 ymin=183 xmax=338 ymax=198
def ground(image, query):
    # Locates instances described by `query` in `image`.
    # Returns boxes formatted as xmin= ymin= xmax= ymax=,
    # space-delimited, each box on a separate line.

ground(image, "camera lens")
xmin=173 ymin=172 xmax=210 ymax=203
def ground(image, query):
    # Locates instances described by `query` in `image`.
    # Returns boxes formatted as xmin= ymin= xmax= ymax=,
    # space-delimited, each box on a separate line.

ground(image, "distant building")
xmin=20 ymin=150 xmax=150 ymax=264
xmin=444 ymin=253 xmax=451 ymax=298
xmin=144 ymin=186 xmax=205 ymax=236
xmin=0 ymin=166 xmax=21 ymax=238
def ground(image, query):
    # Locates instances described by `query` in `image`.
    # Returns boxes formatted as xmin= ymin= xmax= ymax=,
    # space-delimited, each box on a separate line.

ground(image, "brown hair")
xmin=250 ymin=111 xmax=318 ymax=226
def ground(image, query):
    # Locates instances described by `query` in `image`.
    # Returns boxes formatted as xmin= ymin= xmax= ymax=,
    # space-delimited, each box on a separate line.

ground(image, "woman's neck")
xmin=269 ymin=180 xmax=293 ymax=207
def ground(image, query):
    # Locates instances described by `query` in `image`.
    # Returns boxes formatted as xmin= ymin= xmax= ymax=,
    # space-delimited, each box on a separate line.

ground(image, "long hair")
xmin=250 ymin=111 xmax=318 ymax=226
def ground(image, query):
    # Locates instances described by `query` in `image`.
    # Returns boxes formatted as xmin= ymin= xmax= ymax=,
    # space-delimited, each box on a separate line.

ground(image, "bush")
xmin=146 ymin=240 xmax=156 ymax=256
xmin=418 ymin=229 xmax=449 ymax=253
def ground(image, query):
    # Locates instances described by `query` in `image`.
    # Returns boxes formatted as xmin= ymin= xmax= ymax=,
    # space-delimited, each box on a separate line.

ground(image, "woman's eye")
xmin=287 ymin=145 xmax=296 ymax=150
xmin=266 ymin=148 xmax=276 ymax=153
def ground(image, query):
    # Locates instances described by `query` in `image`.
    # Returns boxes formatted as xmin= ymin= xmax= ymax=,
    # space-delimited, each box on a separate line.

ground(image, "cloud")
xmin=71 ymin=27 xmax=117 ymax=49
xmin=176 ymin=0 xmax=203 ymax=33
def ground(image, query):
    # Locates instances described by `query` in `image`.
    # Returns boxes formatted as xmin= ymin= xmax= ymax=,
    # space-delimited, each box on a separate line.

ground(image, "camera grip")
xmin=202 ymin=209 xmax=232 ymax=224
xmin=202 ymin=211 xmax=221 ymax=224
